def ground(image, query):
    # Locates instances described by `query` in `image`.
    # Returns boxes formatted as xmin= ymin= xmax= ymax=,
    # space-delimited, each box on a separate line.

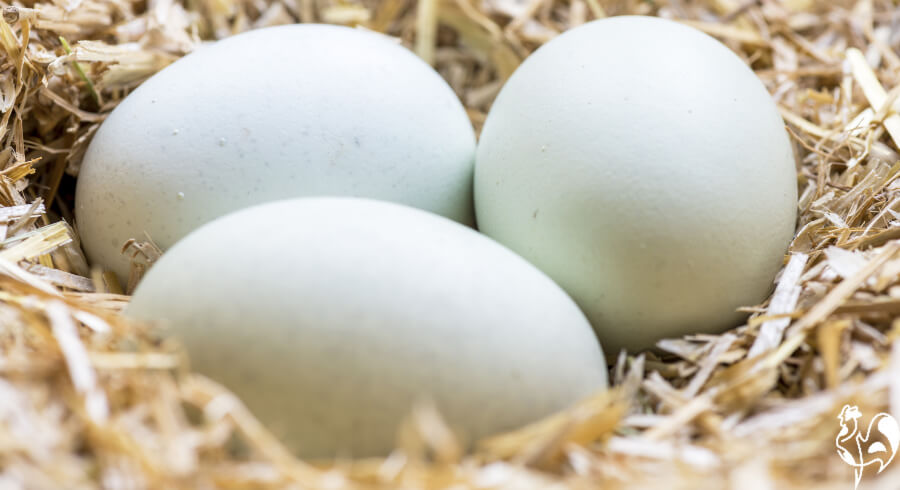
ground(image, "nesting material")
xmin=0 ymin=0 xmax=898 ymax=488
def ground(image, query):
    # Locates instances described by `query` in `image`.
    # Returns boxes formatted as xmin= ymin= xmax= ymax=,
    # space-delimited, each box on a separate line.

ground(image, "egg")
xmin=76 ymin=24 xmax=476 ymax=282
xmin=474 ymin=16 xmax=797 ymax=354
xmin=126 ymin=197 xmax=608 ymax=457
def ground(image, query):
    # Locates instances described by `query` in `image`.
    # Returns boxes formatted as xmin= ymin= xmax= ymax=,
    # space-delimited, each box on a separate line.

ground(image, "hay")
xmin=0 ymin=0 xmax=898 ymax=488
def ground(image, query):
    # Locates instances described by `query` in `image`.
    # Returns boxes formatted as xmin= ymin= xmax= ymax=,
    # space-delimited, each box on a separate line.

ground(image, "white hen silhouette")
xmin=836 ymin=404 xmax=900 ymax=489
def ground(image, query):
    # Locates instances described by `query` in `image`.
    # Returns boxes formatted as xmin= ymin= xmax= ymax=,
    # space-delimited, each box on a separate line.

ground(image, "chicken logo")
xmin=836 ymin=405 xmax=900 ymax=489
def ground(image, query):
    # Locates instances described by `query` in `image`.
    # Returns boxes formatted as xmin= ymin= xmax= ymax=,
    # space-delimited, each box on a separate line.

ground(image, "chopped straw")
xmin=0 ymin=0 xmax=898 ymax=488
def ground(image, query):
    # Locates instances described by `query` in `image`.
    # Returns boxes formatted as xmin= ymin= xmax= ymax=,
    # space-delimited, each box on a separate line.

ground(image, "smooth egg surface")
xmin=76 ymin=24 xmax=476 ymax=281
xmin=474 ymin=16 xmax=798 ymax=354
xmin=126 ymin=198 xmax=608 ymax=457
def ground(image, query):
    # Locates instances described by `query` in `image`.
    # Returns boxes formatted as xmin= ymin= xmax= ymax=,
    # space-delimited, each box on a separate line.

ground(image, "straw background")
xmin=0 ymin=0 xmax=898 ymax=488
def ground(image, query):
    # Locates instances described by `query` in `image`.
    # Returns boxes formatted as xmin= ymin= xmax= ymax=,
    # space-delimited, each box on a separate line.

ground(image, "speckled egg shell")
xmin=126 ymin=197 xmax=608 ymax=458
xmin=474 ymin=16 xmax=798 ymax=354
xmin=76 ymin=24 xmax=476 ymax=282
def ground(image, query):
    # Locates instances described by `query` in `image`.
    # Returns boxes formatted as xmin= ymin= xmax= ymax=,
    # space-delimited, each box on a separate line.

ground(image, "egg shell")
xmin=126 ymin=197 xmax=608 ymax=457
xmin=76 ymin=24 xmax=475 ymax=282
xmin=474 ymin=16 xmax=798 ymax=354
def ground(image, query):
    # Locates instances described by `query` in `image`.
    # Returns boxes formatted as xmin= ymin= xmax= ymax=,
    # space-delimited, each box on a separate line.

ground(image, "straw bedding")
xmin=0 ymin=0 xmax=898 ymax=488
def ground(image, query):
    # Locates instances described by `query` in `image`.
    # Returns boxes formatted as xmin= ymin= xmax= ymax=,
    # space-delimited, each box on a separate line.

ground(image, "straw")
xmin=0 ymin=0 xmax=898 ymax=488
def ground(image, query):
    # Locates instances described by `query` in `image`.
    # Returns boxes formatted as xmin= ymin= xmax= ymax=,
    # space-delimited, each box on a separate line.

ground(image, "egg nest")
xmin=0 ymin=0 xmax=897 ymax=488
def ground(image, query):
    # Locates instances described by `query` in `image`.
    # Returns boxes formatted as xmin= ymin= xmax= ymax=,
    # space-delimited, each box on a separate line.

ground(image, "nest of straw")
xmin=0 ymin=0 xmax=899 ymax=488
